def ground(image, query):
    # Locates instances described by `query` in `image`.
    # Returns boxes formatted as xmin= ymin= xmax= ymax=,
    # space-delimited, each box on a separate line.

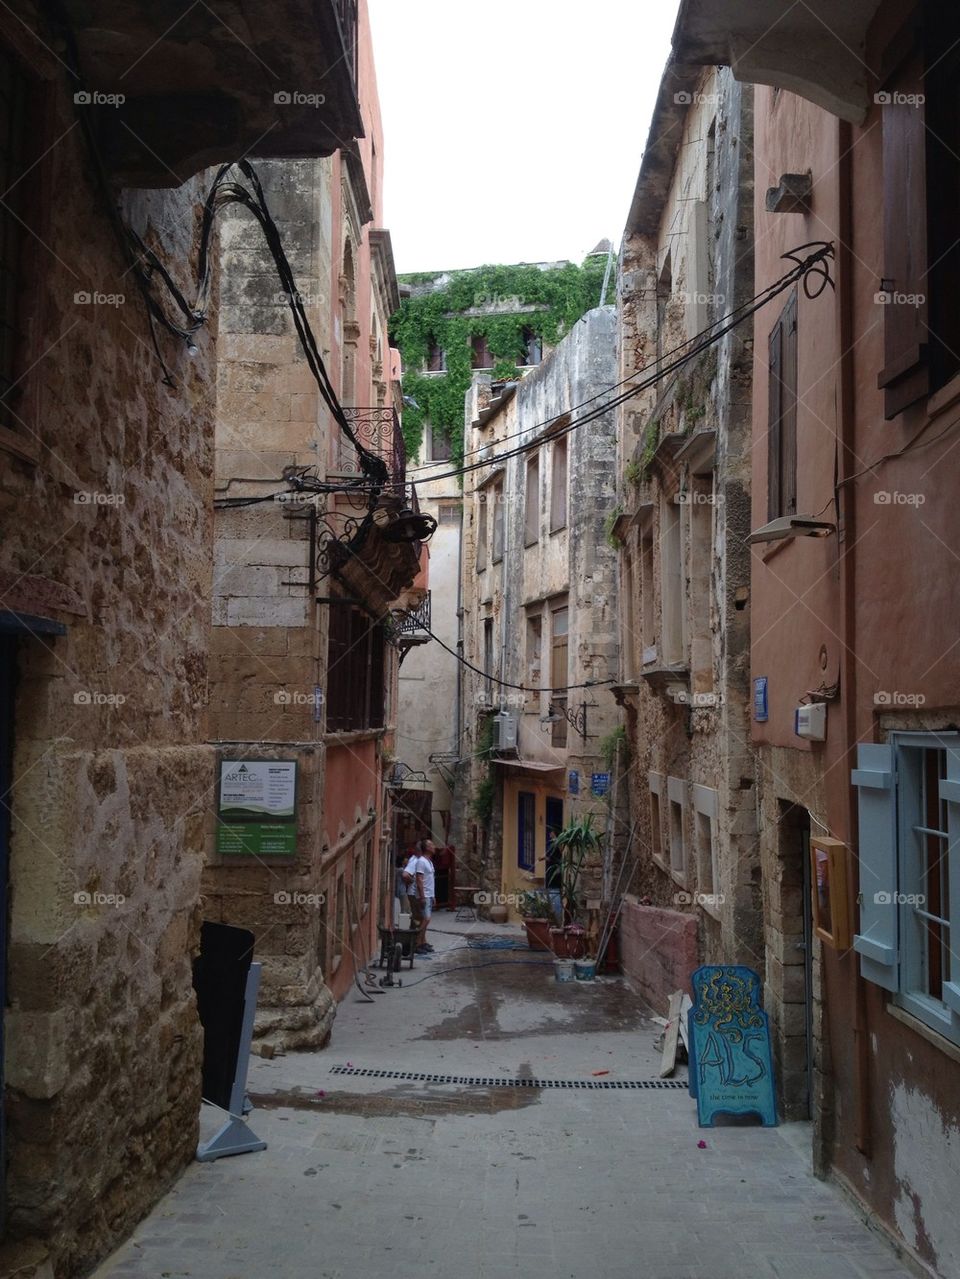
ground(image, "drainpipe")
xmin=837 ymin=117 xmax=871 ymax=1160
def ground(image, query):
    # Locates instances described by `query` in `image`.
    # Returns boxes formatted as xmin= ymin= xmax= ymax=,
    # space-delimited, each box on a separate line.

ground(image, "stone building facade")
xmin=612 ymin=62 xmax=759 ymax=1015
xmin=204 ymin=2 xmax=421 ymax=1045
xmin=0 ymin=2 xmax=369 ymax=1274
xmin=457 ymin=308 xmax=621 ymax=914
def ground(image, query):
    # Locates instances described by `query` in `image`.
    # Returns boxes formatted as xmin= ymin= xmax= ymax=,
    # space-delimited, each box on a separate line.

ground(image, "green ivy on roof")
xmin=390 ymin=256 xmax=610 ymax=472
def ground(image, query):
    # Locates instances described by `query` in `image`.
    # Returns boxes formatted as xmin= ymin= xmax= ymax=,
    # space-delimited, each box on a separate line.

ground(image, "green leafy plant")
xmin=624 ymin=459 xmax=643 ymax=486
xmin=599 ymin=725 xmax=627 ymax=771
xmin=517 ymin=890 xmax=553 ymax=920
xmin=391 ymin=257 xmax=608 ymax=473
xmin=605 ymin=505 xmax=624 ymax=549
xmin=550 ymin=813 xmax=603 ymax=924
xmin=471 ymin=713 xmax=497 ymax=825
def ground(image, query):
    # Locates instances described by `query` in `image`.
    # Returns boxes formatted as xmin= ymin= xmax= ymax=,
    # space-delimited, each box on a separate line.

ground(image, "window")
xmin=0 ymin=47 xmax=30 ymax=431
xmin=325 ymin=604 xmax=386 ymax=732
xmin=524 ymin=452 xmax=540 ymax=546
xmin=518 ymin=790 xmax=536 ymax=870
xmin=660 ymin=493 xmax=684 ymax=666
xmin=767 ymin=292 xmax=798 ymax=519
xmin=476 ymin=492 xmax=488 ymax=572
xmin=525 ymin=611 xmax=542 ymax=710
xmin=853 ymin=734 xmax=960 ymax=1046
xmin=438 ymin=501 xmax=461 ymax=525
xmin=550 ymin=436 xmax=568 ymax=531
xmin=667 ymin=776 xmax=687 ymax=883
xmin=687 ymin=477 xmax=714 ymax=694
xmin=692 ymin=783 xmax=719 ymax=911
xmin=876 ymin=7 xmax=960 ymax=415
xmin=491 ymin=479 xmax=504 ymax=563
xmin=471 ymin=333 xmax=494 ymax=369
xmin=482 ymin=617 xmax=494 ymax=705
xmin=430 ymin=424 xmax=452 ymax=461
xmin=649 ymin=772 xmax=665 ymax=867
xmin=426 ymin=336 xmax=446 ymax=372
xmin=520 ymin=327 xmax=542 ymax=367
xmin=550 ymin=604 xmax=569 ymax=748
xmin=640 ymin=522 xmax=656 ymax=665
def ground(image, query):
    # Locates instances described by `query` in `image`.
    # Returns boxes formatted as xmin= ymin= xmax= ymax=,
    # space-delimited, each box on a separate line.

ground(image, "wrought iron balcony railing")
xmin=394 ymin=591 xmax=431 ymax=636
xmin=338 ymin=406 xmax=406 ymax=489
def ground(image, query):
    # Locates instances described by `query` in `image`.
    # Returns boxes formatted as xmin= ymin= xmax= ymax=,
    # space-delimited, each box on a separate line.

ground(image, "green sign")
xmin=217 ymin=758 xmax=298 ymax=857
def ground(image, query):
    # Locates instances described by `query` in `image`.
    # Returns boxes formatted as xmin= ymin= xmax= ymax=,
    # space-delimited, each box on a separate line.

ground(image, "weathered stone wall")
xmin=456 ymin=309 xmax=621 ymax=913
xmin=0 ymin=52 xmax=216 ymax=1275
xmin=615 ymin=66 xmax=760 ymax=982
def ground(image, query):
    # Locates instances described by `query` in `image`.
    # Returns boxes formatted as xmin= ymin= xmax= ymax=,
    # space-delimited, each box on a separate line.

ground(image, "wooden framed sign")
xmin=810 ymin=835 xmax=851 ymax=949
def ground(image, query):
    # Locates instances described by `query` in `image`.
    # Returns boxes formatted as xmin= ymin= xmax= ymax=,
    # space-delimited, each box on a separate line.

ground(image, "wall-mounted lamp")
xmin=747 ymin=515 xmax=836 ymax=545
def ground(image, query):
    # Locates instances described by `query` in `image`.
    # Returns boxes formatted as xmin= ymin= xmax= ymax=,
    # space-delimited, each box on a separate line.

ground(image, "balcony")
xmin=673 ymin=0 xmax=882 ymax=122
xmin=62 ymin=0 xmax=364 ymax=186
xmin=336 ymin=406 xmax=406 ymax=490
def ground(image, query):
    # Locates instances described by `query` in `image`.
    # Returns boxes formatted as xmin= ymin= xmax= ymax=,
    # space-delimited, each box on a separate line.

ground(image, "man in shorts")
xmin=405 ymin=839 xmax=436 ymax=954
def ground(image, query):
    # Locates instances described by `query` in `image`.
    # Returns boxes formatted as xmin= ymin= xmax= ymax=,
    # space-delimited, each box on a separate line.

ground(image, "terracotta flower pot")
xmin=522 ymin=917 xmax=552 ymax=952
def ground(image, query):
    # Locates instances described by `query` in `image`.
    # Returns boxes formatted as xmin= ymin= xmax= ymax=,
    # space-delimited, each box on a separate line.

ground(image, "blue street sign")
xmin=753 ymin=676 xmax=768 ymax=722
xmin=590 ymin=772 xmax=610 ymax=797
xmin=568 ymin=770 xmax=579 ymax=795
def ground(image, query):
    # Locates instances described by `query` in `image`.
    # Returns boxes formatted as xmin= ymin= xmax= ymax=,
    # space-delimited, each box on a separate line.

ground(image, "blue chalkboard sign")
xmin=687 ymin=965 xmax=777 ymax=1127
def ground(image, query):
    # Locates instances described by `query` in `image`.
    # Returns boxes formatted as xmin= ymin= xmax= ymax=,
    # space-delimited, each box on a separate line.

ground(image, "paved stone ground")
xmin=92 ymin=919 xmax=914 ymax=1279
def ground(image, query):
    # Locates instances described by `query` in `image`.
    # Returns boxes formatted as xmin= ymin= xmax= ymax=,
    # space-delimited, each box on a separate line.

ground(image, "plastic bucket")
xmin=554 ymin=958 xmax=575 ymax=983
xmin=574 ymin=959 xmax=596 ymax=982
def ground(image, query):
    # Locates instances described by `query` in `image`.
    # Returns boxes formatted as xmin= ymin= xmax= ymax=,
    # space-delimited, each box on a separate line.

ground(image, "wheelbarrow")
xmin=377 ymin=924 xmax=418 ymax=972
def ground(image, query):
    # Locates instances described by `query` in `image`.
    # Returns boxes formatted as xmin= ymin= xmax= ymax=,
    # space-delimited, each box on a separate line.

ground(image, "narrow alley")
xmin=93 ymin=921 xmax=910 ymax=1279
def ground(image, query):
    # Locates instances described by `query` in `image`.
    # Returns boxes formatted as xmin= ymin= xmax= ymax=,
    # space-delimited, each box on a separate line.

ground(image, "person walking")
xmin=405 ymin=838 xmax=436 ymax=954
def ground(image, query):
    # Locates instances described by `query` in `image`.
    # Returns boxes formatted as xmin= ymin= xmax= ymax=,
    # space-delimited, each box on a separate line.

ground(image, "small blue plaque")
xmin=753 ymin=676 xmax=768 ymax=722
xmin=590 ymin=772 xmax=610 ymax=797
xmin=568 ymin=770 xmax=579 ymax=795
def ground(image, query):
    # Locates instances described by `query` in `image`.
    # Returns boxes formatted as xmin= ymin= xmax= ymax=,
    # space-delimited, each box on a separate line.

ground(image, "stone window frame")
xmin=524 ymin=450 xmax=540 ymax=547
xmin=648 ymin=771 xmax=667 ymax=873
xmin=691 ymin=782 xmax=720 ymax=919
xmin=667 ymin=775 xmax=688 ymax=888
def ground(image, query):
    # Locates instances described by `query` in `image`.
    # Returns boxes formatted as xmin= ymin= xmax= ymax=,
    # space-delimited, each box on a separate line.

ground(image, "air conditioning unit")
xmin=492 ymin=711 xmax=518 ymax=753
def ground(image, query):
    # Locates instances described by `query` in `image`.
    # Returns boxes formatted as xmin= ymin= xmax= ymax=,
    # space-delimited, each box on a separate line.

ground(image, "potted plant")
xmin=548 ymin=814 xmax=602 ymax=957
xmin=518 ymin=890 xmax=554 ymax=952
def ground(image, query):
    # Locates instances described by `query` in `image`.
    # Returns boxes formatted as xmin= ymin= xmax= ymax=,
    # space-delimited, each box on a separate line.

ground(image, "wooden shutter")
xmin=767 ymin=293 xmax=797 ymax=520
xmin=369 ymin=622 xmax=385 ymax=729
xmin=326 ymin=603 xmax=350 ymax=732
xmin=852 ymin=742 xmax=899 ymax=992
xmin=939 ymin=745 xmax=960 ymax=1016
xmin=877 ymin=42 xmax=930 ymax=418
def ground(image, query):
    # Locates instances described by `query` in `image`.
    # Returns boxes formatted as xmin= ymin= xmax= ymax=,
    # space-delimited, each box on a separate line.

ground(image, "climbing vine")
xmin=390 ymin=257 xmax=610 ymax=470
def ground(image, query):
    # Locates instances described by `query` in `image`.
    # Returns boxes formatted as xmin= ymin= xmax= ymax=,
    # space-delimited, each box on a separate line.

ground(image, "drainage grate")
xmin=329 ymin=1065 xmax=687 ymax=1090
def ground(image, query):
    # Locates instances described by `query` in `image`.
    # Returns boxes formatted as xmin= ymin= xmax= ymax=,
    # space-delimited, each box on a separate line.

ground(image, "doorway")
xmin=776 ymin=801 xmax=814 ymax=1120
xmin=0 ymin=636 xmax=16 ymax=1231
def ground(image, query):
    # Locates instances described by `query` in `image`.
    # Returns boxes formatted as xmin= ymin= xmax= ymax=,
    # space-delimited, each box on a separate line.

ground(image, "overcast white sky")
xmin=367 ymin=0 xmax=680 ymax=274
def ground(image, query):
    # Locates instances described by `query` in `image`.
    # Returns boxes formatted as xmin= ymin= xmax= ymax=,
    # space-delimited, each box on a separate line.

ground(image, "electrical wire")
xmin=404 ymin=242 xmax=835 ymax=482
xmin=394 ymin=957 xmax=555 ymax=989
xmin=398 ymin=615 xmax=613 ymax=695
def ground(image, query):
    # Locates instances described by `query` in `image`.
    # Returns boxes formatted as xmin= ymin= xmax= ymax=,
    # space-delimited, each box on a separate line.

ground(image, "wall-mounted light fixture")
xmin=747 ymin=515 xmax=835 ymax=545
